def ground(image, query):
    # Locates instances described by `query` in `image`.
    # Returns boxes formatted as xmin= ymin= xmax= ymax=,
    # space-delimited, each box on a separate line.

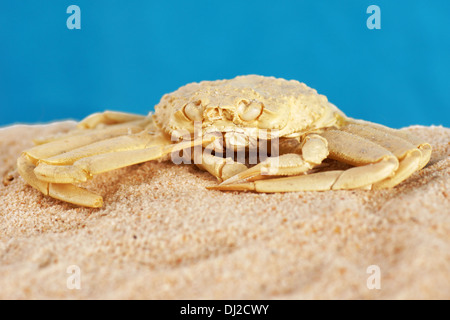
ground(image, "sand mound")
xmin=0 ymin=122 xmax=449 ymax=299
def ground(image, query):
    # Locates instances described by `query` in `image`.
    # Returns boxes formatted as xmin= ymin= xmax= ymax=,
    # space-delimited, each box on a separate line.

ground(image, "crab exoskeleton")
xmin=17 ymin=75 xmax=432 ymax=207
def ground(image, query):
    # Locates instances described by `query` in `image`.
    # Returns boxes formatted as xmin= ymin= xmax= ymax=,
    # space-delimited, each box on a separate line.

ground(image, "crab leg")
xmin=209 ymin=130 xmax=399 ymax=192
xmin=218 ymin=134 xmax=329 ymax=185
xmin=33 ymin=116 xmax=151 ymax=145
xmin=77 ymin=111 xmax=147 ymax=129
xmin=27 ymin=120 xmax=150 ymax=160
xmin=340 ymin=123 xmax=425 ymax=188
xmin=317 ymin=130 xmax=399 ymax=189
xmin=195 ymin=153 xmax=249 ymax=182
xmin=18 ymin=154 xmax=103 ymax=207
xmin=33 ymin=132 xmax=168 ymax=183
xmin=347 ymin=119 xmax=432 ymax=169
xmin=35 ymin=131 xmax=168 ymax=167
xmin=17 ymin=117 xmax=152 ymax=207
xmin=21 ymin=136 xmax=215 ymax=207
xmin=208 ymin=170 xmax=346 ymax=192
xmin=34 ymin=135 xmax=216 ymax=184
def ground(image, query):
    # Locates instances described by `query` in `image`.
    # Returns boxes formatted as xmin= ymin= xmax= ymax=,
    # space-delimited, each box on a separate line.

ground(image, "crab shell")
xmin=153 ymin=75 xmax=347 ymax=141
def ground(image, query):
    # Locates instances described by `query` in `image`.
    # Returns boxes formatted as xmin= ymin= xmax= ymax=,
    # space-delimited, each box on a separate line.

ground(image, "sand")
xmin=0 ymin=122 xmax=449 ymax=300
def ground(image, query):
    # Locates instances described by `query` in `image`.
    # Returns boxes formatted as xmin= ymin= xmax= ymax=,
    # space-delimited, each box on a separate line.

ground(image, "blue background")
xmin=1 ymin=0 xmax=449 ymax=128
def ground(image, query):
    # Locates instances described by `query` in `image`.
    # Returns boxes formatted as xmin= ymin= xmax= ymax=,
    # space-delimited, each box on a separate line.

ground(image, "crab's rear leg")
xmin=77 ymin=111 xmax=148 ymax=129
xmin=210 ymin=131 xmax=399 ymax=192
xmin=347 ymin=119 xmax=432 ymax=169
xmin=34 ymin=113 xmax=150 ymax=145
xmin=29 ymin=113 xmax=157 ymax=169
xmin=27 ymin=121 xmax=150 ymax=162
xmin=340 ymin=122 xmax=427 ymax=188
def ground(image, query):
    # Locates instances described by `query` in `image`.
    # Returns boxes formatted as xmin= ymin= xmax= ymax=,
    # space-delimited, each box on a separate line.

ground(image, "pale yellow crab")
xmin=17 ymin=75 xmax=432 ymax=207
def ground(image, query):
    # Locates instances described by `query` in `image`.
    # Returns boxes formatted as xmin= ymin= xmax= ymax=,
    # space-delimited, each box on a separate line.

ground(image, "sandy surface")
xmin=0 ymin=122 xmax=449 ymax=300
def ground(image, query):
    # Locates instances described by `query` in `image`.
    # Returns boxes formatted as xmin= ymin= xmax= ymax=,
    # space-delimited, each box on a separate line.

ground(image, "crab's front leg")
xmin=190 ymin=134 xmax=250 ymax=182
xmin=21 ymin=134 xmax=217 ymax=207
xmin=17 ymin=153 xmax=104 ymax=207
xmin=195 ymin=153 xmax=248 ymax=182
xmin=18 ymin=118 xmax=152 ymax=207
xmin=34 ymin=133 xmax=216 ymax=183
xmin=209 ymin=131 xmax=400 ymax=192
xmin=209 ymin=134 xmax=329 ymax=188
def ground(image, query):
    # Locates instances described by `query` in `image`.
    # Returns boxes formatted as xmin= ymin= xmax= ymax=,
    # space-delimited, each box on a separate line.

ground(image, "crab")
xmin=17 ymin=75 xmax=432 ymax=207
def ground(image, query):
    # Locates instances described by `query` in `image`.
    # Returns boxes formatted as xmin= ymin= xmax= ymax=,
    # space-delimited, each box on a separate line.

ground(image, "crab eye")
xmin=237 ymin=100 xmax=263 ymax=122
xmin=183 ymin=101 xmax=204 ymax=122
